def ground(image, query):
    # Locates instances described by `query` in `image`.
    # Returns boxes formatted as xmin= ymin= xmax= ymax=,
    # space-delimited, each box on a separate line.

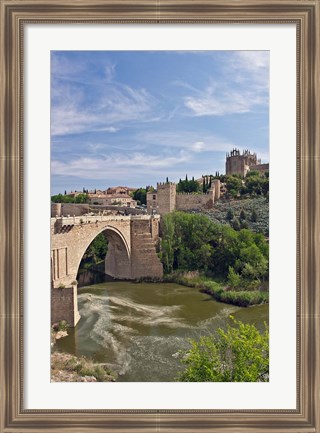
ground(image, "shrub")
xmin=226 ymin=209 xmax=234 ymax=221
xmin=178 ymin=317 xmax=269 ymax=382
xmin=239 ymin=209 xmax=246 ymax=221
xmin=58 ymin=320 xmax=69 ymax=331
xmin=232 ymin=218 xmax=241 ymax=231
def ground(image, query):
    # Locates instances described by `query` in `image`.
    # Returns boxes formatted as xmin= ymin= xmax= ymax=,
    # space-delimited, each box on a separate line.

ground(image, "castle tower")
xmin=226 ymin=148 xmax=258 ymax=177
xmin=156 ymin=182 xmax=176 ymax=215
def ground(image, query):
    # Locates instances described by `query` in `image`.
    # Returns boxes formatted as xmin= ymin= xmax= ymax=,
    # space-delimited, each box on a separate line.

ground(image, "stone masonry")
xmin=147 ymin=180 xmax=220 ymax=216
xmin=51 ymin=214 xmax=163 ymax=326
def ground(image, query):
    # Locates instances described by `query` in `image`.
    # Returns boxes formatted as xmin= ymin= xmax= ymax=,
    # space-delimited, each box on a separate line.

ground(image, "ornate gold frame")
xmin=0 ymin=1 xmax=319 ymax=432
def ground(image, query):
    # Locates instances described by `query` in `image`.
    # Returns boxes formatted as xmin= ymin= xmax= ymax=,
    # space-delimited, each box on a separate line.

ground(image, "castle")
xmin=147 ymin=148 xmax=268 ymax=216
xmin=147 ymin=180 xmax=220 ymax=216
xmin=226 ymin=148 xmax=269 ymax=177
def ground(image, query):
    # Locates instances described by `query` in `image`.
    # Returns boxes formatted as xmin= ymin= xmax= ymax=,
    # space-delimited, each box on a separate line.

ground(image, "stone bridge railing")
xmin=51 ymin=214 xmax=158 ymax=227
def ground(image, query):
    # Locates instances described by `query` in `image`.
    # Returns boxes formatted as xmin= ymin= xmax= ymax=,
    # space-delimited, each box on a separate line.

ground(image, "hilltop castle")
xmin=226 ymin=148 xmax=269 ymax=177
xmin=147 ymin=148 xmax=268 ymax=216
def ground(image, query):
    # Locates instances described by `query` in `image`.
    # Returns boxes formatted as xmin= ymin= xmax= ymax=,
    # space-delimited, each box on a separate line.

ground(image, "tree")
xmin=239 ymin=209 xmax=246 ymax=221
xmin=82 ymin=233 xmax=108 ymax=265
xmin=227 ymin=266 xmax=242 ymax=289
xmin=226 ymin=176 xmax=242 ymax=197
xmin=177 ymin=178 xmax=200 ymax=193
xmin=160 ymin=214 xmax=175 ymax=273
xmin=240 ymin=220 xmax=249 ymax=229
xmin=251 ymin=209 xmax=258 ymax=222
xmin=226 ymin=209 xmax=234 ymax=221
xmin=133 ymin=188 xmax=147 ymax=205
xmin=75 ymin=193 xmax=89 ymax=203
xmin=160 ymin=212 xmax=269 ymax=285
xmin=246 ymin=170 xmax=260 ymax=178
xmin=232 ymin=218 xmax=241 ymax=231
xmin=178 ymin=317 xmax=269 ymax=382
xmin=51 ymin=193 xmax=74 ymax=203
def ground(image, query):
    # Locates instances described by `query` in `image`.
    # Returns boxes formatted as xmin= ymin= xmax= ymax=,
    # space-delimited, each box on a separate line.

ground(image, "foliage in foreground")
xmin=178 ymin=318 xmax=269 ymax=382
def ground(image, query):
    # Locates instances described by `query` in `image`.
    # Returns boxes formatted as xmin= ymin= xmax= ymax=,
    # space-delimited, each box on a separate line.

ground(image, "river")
xmin=55 ymin=281 xmax=268 ymax=382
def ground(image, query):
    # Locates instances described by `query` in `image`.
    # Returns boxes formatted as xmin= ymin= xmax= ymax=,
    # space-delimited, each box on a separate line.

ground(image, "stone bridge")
xmin=51 ymin=214 xmax=163 ymax=326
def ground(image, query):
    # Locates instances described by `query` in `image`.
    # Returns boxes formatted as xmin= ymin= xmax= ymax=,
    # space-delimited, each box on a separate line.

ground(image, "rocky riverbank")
xmin=51 ymin=351 xmax=116 ymax=382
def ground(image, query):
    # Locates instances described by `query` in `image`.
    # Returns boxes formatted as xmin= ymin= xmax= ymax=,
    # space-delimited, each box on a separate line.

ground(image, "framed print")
xmin=0 ymin=0 xmax=319 ymax=432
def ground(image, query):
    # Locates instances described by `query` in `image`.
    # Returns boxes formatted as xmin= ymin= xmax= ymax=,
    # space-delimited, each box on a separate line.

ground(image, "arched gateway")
xmin=51 ymin=214 xmax=163 ymax=326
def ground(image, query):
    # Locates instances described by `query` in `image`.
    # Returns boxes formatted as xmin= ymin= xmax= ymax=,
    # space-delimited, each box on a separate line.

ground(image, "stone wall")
xmin=251 ymin=163 xmax=269 ymax=174
xmin=176 ymin=189 xmax=214 ymax=211
xmin=130 ymin=219 xmax=163 ymax=279
xmin=150 ymin=217 xmax=160 ymax=243
xmin=104 ymin=230 xmax=132 ymax=279
xmin=61 ymin=203 xmax=90 ymax=216
xmin=212 ymin=179 xmax=221 ymax=200
xmin=51 ymin=285 xmax=80 ymax=327
xmin=51 ymin=203 xmax=62 ymax=217
xmin=147 ymin=182 xmax=220 ymax=215
xmin=51 ymin=202 xmax=146 ymax=217
xmin=147 ymin=191 xmax=158 ymax=214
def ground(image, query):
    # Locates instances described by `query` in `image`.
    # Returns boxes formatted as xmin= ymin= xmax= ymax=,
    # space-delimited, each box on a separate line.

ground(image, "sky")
xmin=51 ymin=50 xmax=269 ymax=195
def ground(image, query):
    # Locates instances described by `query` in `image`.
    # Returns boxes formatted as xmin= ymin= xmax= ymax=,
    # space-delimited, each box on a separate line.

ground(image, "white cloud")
xmin=51 ymin=83 xmax=154 ymax=136
xmin=135 ymin=130 xmax=234 ymax=154
xmin=51 ymin=54 xmax=157 ymax=136
xmin=182 ymin=51 xmax=269 ymax=117
xmin=51 ymin=151 xmax=190 ymax=180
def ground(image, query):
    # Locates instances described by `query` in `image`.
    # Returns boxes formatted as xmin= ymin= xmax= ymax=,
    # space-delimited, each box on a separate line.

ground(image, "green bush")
xmin=178 ymin=317 xmax=269 ymax=382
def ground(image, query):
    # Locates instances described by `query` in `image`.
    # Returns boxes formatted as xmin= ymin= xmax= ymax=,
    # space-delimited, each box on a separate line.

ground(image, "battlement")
xmin=157 ymin=182 xmax=176 ymax=188
xmin=177 ymin=189 xmax=213 ymax=196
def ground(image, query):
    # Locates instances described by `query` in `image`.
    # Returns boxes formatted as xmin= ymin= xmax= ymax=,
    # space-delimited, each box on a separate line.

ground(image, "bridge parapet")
xmin=51 ymin=214 xmax=160 ymax=226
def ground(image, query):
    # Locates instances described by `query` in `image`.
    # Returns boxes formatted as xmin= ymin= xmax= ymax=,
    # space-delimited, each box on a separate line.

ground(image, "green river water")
xmin=55 ymin=281 xmax=268 ymax=382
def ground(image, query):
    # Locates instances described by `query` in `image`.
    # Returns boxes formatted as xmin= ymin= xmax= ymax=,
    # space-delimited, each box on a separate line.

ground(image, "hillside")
xmin=188 ymin=197 xmax=269 ymax=236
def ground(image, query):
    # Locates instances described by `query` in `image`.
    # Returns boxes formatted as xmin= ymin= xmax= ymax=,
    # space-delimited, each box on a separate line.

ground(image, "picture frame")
xmin=0 ymin=0 xmax=319 ymax=432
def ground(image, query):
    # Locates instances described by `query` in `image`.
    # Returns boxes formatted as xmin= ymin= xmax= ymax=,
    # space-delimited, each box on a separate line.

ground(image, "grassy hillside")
xmin=188 ymin=197 xmax=269 ymax=236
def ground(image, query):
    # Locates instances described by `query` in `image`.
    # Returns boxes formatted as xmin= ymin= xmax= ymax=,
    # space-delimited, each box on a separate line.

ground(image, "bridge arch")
xmin=75 ymin=225 xmax=132 ymax=281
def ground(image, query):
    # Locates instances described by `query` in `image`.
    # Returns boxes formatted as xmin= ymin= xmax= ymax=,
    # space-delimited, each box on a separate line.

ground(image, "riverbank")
xmin=163 ymin=271 xmax=268 ymax=307
xmin=51 ymin=351 xmax=117 ymax=382
xmin=76 ymin=266 xmax=268 ymax=308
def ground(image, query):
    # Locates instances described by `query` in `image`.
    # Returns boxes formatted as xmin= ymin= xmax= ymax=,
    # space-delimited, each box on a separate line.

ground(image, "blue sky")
xmin=51 ymin=51 xmax=269 ymax=194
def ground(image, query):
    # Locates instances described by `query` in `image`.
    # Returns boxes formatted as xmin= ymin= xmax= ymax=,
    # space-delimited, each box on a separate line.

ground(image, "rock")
xmin=55 ymin=330 xmax=68 ymax=340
